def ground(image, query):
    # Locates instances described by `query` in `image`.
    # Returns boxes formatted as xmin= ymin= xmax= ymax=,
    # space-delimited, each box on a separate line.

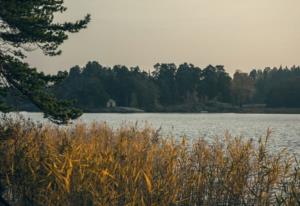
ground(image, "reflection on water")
xmin=11 ymin=112 xmax=300 ymax=155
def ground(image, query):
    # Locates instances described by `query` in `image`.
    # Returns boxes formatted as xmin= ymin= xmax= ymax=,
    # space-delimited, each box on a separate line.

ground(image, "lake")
xmin=14 ymin=112 xmax=300 ymax=155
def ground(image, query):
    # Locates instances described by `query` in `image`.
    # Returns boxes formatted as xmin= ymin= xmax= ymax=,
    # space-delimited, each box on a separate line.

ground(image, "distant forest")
xmin=5 ymin=61 xmax=300 ymax=112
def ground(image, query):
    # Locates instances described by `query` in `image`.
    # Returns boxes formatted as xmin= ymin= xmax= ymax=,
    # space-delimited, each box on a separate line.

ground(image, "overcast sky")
xmin=26 ymin=0 xmax=300 ymax=74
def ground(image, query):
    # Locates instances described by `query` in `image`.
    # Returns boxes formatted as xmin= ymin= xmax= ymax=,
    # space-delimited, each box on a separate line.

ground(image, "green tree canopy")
xmin=0 ymin=0 xmax=90 ymax=124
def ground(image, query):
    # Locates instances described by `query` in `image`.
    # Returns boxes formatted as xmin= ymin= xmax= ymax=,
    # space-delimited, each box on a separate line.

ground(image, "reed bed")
xmin=0 ymin=117 xmax=299 ymax=206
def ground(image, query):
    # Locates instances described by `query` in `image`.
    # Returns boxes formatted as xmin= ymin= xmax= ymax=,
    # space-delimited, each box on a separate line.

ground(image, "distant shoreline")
xmin=11 ymin=107 xmax=300 ymax=114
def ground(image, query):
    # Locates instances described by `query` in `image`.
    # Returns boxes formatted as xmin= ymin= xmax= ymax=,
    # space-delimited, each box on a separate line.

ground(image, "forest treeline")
xmin=47 ymin=61 xmax=300 ymax=112
xmin=5 ymin=61 xmax=300 ymax=112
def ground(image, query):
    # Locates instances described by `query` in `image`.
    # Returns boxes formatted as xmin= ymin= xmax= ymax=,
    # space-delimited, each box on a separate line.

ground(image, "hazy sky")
xmin=26 ymin=0 xmax=300 ymax=74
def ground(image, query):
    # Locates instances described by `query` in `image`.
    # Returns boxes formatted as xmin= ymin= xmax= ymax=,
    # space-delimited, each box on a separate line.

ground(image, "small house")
xmin=106 ymin=99 xmax=116 ymax=108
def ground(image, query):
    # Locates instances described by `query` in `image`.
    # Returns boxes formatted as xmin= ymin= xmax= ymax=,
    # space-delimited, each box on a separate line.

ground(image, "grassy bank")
xmin=0 ymin=118 xmax=299 ymax=206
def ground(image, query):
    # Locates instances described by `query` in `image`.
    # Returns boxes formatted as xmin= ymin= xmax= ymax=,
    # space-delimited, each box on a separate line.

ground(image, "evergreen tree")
xmin=0 ymin=0 xmax=90 ymax=124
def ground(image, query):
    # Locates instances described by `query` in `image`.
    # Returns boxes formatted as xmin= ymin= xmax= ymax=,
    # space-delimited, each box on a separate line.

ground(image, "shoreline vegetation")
xmin=3 ymin=62 xmax=300 ymax=117
xmin=0 ymin=118 xmax=299 ymax=205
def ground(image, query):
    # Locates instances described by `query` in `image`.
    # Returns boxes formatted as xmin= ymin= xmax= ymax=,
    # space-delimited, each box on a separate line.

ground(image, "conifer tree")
xmin=0 ymin=0 xmax=90 ymax=124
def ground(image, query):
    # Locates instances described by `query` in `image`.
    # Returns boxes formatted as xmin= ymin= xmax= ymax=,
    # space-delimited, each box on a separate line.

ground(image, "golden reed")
xmin=0 ymin=117 xmax=299 ymax=205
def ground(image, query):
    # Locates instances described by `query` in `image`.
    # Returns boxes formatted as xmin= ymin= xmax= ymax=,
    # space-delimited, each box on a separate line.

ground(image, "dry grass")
xmin=0 ymin=117 xmax=299 ymax=206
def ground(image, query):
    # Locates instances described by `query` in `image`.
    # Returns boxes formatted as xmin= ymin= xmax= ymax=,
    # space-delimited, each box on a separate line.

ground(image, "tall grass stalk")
xmin=0 ymin=118 xmax=299 ymax=205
